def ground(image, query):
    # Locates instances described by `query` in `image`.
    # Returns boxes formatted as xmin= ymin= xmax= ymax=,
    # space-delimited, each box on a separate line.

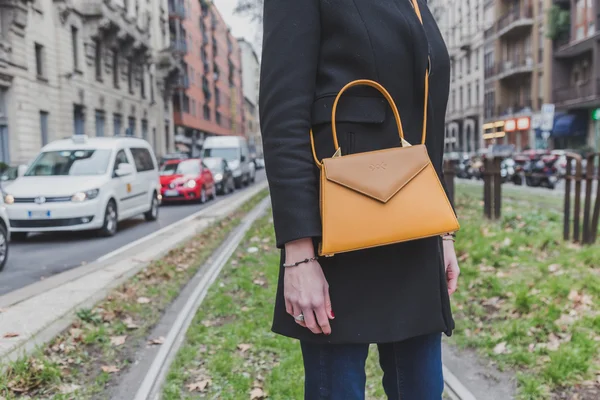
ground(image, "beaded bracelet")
xmin=283 ymin=256 xmax=319 ymax=268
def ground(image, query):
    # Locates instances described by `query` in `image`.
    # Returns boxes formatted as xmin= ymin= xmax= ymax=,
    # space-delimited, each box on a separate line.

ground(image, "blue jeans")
xmin=301 ymin=333 xmax=443 ymax=400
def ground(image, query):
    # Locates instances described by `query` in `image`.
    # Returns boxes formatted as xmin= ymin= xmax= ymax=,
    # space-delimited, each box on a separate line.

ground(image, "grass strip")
xmin=451 ymin=189 xmax=599 ymax=399
xmin=164 ymin=188 xmax=599 ymax=400
xmin=0 ymin=189 xmax=268 ymax=400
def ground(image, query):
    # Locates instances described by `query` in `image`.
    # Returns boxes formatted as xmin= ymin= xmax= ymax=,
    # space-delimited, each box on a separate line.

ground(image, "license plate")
xmin=164 ymin=189 xmax=179 ymax=197
xmin=28 ymin=210 xmax=51 ymax=219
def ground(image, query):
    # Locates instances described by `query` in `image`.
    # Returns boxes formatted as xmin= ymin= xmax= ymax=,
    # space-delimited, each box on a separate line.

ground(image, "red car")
xmin=159 ymin=158 xmax=216 ymax=203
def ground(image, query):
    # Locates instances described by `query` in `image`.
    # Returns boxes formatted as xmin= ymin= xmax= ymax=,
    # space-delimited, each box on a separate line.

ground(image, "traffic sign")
xmin=542 ymin=131 xmax=550 ymax=140
xmin=541 ymin=104 xmax=555 ymax=131
xmin=531 ymin=113 xmax=542 ymax=129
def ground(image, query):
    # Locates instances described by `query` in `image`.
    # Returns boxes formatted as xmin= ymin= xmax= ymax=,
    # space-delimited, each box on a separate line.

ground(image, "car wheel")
xmin=11 ymin=232 xmax=28 ymax=241
xmin=0 ymin=224 xmax=8 ymax=272
xmin=99 ymin=200 xmax=118 ymax=237
xmin=144 ymin=192 xmax=159 ymax=221
xmin=234 ymin=177 xmax=242 ymax=189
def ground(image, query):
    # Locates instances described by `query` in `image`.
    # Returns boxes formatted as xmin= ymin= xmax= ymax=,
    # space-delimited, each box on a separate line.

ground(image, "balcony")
xmin=497 ymin=6 xmax=534 ymax=38
xmin=492 ymin=102 xmax=533 ymax=119
xmin=174 ymin=75 xmax=189 ymax=89
xmin=554 ymin=31 xmax=600 ymax=59
xmin=553 ymin=79 xmax=600 ymax=108
xmin=170 ymin=39 xmax=187 ymax=53
xmin=462 ymin=105 xmax=483 ymax=118
xmin=460 ymin=33 xmax=473 ymax=51
xmin=484 ymin=25 xmax=496 ymax=41
xmin=168 ymin=0 xmax=186 ymax=19
xmin=496 ymin=54 xmax=534 ymax=80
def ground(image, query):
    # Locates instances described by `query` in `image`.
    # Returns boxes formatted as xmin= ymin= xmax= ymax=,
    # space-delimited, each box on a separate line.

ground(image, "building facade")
xmin=432 ymin=0 xmax=486 ymax=155
xmin=169 ymin=0 xmax=244 ymax=157
xmin=482 ymin=0 xmax=554 ymax=151
xmin=237 ymin=38 xmax=261 ymax=158
xmin=551 ymin=0 xmax=599 ymax=151
xmin=0 ymin=0 xmax=178 ymax=166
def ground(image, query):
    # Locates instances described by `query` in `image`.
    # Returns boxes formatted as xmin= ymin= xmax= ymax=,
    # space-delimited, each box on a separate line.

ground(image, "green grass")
xmin=165 ymin=186 xmax=600 ymax=400
xmin=451 ymin=188 xmax=600 ymax=399
xmin=0 ymin=189 xmax=269 ymax=399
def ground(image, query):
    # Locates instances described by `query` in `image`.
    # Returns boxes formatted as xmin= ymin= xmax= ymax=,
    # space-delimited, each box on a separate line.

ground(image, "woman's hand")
xmin=443 ymin=240 xmax=460 ymax=295
xmin=284 ymin=239 xmax=334 ymax=335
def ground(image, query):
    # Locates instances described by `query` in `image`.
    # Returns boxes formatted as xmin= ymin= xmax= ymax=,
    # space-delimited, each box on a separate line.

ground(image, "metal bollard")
xmin=582 ymin=153 xmax=600 ymax=244
xmin=563 ymin=153 xmax=583 ymax=243
xmin=483 ymin=156 xmax=502 ymax=220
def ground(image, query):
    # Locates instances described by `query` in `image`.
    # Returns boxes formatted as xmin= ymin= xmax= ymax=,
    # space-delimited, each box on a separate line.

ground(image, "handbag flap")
xmin=322 ymin=145 xmax=431 ymax=203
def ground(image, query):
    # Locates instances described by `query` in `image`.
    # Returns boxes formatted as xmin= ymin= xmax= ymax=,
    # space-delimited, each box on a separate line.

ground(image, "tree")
xmin=234 ymin=0 xmax=263 ymax=23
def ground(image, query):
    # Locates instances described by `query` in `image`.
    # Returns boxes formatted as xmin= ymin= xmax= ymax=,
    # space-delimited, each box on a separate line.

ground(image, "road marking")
xmin=133 ymin=197 xmax=271 ymax=400
xmin=96 ymin=182 xmax=267 ymax=263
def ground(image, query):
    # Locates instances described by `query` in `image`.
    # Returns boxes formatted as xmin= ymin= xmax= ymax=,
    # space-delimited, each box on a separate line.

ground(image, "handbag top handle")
xmin=310 ymin=0 xmax=429 ymax=167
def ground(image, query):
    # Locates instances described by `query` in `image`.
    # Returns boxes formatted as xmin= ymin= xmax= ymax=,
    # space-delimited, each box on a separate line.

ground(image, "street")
xmin=0 ymin=171 xmax=266 ymax=297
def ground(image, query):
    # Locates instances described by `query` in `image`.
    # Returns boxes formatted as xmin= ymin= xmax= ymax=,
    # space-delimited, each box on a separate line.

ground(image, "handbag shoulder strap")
xmin=410 ymin=0 xmax=429 ymax=146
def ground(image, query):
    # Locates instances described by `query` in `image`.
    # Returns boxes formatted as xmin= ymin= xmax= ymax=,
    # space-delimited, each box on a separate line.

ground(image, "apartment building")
xmin=0 ymin=0 xmax=178 ymax=165
xmin=482 ymin=0 xmax=553 ymax=151
xmin=430 ymin=0 xmax=486 ymax=155
xmin=551 ymin=0 xmax=599 ymax=150
xmin=238 ymin=38 xmax=261 ymax=158
xmin=169 ymin=0 xmax=245 ymax=157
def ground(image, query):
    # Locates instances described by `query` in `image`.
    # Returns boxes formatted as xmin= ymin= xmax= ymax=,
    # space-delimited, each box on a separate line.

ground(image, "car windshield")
xmin=25 ymin=149 xmax=112 ymax=176
xmin=160 ymin=160 xmax=200 ymax=176
xmin=203 ymin=148 xmax=239 ymax=162
xmin=203 ymin=158 xmax=222 ymax=172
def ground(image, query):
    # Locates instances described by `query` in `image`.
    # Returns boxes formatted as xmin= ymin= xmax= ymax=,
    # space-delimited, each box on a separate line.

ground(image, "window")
xmin=128 ymin=59 xmax=134 ymax=93
xmin=466 ymin=83 xmax=471 ymax=107
xmin=466 ymin=54 xmax=470 ymax=74
xmin=451 ymin=89 xmax=456 ymax=111
xmin=140 ymin=65 xmax=146 ymax=99
xmin=141 ymin=119 xmax=148 ymax=140
xmin=114 ymin=149 xmax=129 ymax=171
xmin=191 ymin=99 xmax=196 ymax=116
xmin=71 ymin=26 xmax=79 ymax=71
xmin=40 ymin=111 xmax=49 ymax=146
xmin=182 ymin=94 xmax=190 ymax=113
xmin=113 ymin=113 xmax=122 ymax=135
xmin=190 ymin=67 xmax=195 ymax=84
xmin=459 ymin=86 xmax=463 ymax=110
xmin=95 ymin=40 xmax=102 ymax=81
xmin=476 ymin=82 xmax=480 ymax=106
xmin=113 ymin=50 xmax=119 ymax=88
xmin=130 ymin=147 xmax=155 ymax=172
xmin=216 ymin=111 xmax=222 ymax=125
xmin=95 ymin=110 xmax=105 ymax=137
xmin=74 ymin=105 xmax=85 ymax=136
xmin=150 ymin=73 xmax=155 ymax=103
xmin=35 ymin=43 xmax=45 ymax=78
xmin=127 ymin=116 xmax=136 ymax=136
xmin=215 ymin=88 xmax=220 ymax=107
xmin=203 ymin=104 xmax=210 ymax=120
xmin=27 ymin=150 xmax=112 ymax=177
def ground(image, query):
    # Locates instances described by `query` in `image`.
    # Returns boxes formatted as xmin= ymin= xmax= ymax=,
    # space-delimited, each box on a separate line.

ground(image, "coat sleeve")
xmin=259 ymin=0 xmax=322 ymax=248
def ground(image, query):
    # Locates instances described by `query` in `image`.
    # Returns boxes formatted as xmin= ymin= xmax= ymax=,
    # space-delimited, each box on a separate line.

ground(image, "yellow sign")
xmin=127 ymin=183 xmax=132 ymax=193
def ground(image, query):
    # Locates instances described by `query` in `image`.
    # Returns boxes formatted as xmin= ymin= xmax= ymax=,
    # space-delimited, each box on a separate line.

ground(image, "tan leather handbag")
xmin=309 ymin=0 xmax=459 ymax=257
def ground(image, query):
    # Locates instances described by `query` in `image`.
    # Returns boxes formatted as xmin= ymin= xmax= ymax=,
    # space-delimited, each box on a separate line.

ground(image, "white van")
xmin=3 ymin=135 xmax=160 ymax=239
xmin=202 ymin=136 xmax=255 ymax=188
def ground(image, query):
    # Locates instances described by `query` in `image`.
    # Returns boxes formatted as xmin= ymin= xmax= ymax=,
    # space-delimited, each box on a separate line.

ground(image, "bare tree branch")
xmin=234 ymin=0 xmax=263 ymax=23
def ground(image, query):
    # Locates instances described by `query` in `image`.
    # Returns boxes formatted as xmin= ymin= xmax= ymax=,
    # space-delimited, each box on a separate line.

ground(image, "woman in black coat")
xmin=259 ymin=0 xmax=460 ymax=398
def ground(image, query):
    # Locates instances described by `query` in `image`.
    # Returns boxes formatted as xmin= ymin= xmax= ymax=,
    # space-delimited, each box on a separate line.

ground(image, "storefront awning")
xmin=551 ymin=113 xmax=587 ymax=138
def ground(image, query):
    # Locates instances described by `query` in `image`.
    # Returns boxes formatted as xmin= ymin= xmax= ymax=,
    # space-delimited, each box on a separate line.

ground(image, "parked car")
xmin=255 ymin=157 xmax=265 ymax=169
xmin=159 ymin=152 xmax=189 ymax=166
xmin=203 ymin=157 xmax=235 ymax=195
xmin=159 ymin=158 xmax=216 ymax=203
xmin=0 ymin=196 xmax=10 ymax=271
xmin=3 ymin=135 xmax=160 ymax=240
xmin=202 ymin=136 xmax=255 ymax=188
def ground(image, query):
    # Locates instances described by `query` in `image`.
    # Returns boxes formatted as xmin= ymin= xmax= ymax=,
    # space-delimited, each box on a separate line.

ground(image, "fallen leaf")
xmin=101 ymin=365 xmax=120 ymax=373
xmin=547 ymin=264 xmax=561 ymax=273
xmin=148 ymin=336 xmax=165 ymax=345
xmin=241 ymin=306 xmax=251 ymax=312
xmin=493 ymin=342 xmax=507 ymax=354
xmin=187 ymin=379 xmax=211 ymax=392
xmin=252 ymin=278 xmax=267 ymax=287
xmin=247 ymin=246 xmax=259 ymax=253
xmin=3 ymin=332 xmax=19 ymax=338
xmin=568 ymin=290 xmax=581 ymax=303
xmin=123 ymin=317 xmax=139 ymax=329
xmin=546 ymin=333 xmax=561 ymax=351
xmin=237 ymin=343 xmax=252 ymax=353
xmin=110 ymin=335 xmax=127 ymax=346
xmin=137 ymin=296 xmax=151 ymax=304
xmin=250 ymin=387 xmax=266 ymax=399
xmin=58 ymin=383 xmax=81 ymax=394
xmin=69 ymin=328 xmax=83 ymax=338
xmin=250 ymin=236 xmax=260 ymax=242
xmin=502 ymin=237 xmax=511 ymax=247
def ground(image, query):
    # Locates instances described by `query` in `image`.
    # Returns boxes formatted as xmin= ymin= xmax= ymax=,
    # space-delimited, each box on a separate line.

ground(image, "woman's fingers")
xmin=292 ymin=303 xmax=307 ymax=328
xmin=446 ymin=262 xmax=460 ymax=295
xmin=302 ymin=308 xmax=323 ymax=334
xmin=324 ymin=287 xmax=334 ymax=319
xmin=285 ymin=298 xmax=293 ymax=316
xmin=314 ymin=306 xmax=331 ymax=335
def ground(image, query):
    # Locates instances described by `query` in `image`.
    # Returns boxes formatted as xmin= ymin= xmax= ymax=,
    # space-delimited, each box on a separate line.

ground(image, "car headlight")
xmin=214 ymin=173 xmax=223 ymax=182
xmin=72 ymin=189 xmax=100 ymax=202
xmin=185 ymin=180 xmax=197 ymax=189
xmin=4 ymin=194 xmax=14 ymax=205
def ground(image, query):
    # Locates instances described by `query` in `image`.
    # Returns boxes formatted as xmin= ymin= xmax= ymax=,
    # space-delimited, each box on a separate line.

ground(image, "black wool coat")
xmin=259 ymin=0 xmax=456 ymax=344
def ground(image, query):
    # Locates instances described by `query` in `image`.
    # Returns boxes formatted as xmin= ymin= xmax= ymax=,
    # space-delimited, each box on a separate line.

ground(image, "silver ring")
xmin=294 ymin=313 xmax=305 ymax=322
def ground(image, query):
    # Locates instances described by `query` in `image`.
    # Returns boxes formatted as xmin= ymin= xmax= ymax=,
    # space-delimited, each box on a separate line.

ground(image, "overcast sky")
xmin=214 ymin=0 xmax=261 ymax=52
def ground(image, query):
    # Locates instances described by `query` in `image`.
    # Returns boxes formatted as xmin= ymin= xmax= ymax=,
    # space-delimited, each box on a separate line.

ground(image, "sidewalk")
xmin=0 ymin=181 xmax=268 ymax=362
